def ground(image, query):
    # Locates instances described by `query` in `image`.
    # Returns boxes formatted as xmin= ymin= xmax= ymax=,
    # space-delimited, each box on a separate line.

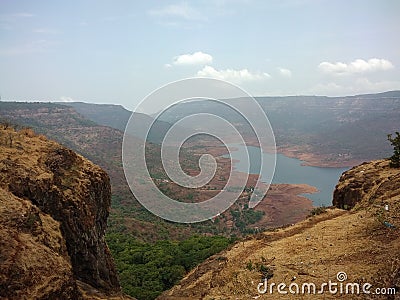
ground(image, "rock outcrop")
xmin=0 ymin=186 xmax=81 ymax=299
xmin=333 ymin=159 xmax=400 ymax=209
xmin=0 ymin=127 xmax=124 ymax=298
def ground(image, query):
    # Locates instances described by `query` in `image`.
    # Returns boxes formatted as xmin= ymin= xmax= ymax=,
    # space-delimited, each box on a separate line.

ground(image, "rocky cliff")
xmin=0 ymin=126 xmax=128 ymax=299
xmin=333 ymin=159 xmax=400 ymax=210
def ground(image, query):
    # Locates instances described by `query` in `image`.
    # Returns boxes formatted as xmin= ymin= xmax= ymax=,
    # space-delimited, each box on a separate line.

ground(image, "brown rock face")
xmin=0 ymin=128 xmax=121 ymax=298
xmin=333 ymin=159 xmax=400 ymax=209
xmin=0 ymin=187 xmax=82 ymax=299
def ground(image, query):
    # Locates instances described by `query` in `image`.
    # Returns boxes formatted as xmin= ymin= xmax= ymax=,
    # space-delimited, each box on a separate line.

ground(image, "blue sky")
xmin=1 ymin=0 xmax=399 ymax=110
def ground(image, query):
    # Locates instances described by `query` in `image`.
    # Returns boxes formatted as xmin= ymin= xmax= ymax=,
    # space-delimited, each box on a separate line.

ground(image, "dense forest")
xmin=106 ymin=234 xmax=234 ymax=300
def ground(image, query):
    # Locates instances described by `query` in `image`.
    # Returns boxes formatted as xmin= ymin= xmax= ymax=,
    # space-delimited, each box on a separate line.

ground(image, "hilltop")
xmin=159 ymin=159 xmax=400 ymax=299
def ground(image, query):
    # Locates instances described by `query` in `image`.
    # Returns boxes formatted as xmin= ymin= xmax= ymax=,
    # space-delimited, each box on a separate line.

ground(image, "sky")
xmin=1 ymin=0 xmax=400 ymax=110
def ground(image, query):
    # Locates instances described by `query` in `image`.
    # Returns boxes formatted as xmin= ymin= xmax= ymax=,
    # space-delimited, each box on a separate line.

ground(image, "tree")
xmin=387 ymin=132 xmax=400 ymax=168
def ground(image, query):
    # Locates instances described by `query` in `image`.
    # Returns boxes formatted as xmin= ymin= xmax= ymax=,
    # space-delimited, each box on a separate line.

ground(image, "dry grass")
xmin=161 ymin=209 xmax=399 ymax=299
xmin=19 ymin=127 xmax=36 ymax=137
xmin=160 ymin=160 xmax=400 ymax=300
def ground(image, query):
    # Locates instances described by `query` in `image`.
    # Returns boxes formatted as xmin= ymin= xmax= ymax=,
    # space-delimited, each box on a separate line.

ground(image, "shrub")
xmin=387 ymin=132 xmax=400 ymax=168
xmin=19 ymin=127 xmax=36 ymax=137
xmin=258 ymin=264 xmax=274 ymax=279
xmin=246 ymin=260 xmax=254 ymax=271
xmin=308 ymin=206 xmax=327 ymax=216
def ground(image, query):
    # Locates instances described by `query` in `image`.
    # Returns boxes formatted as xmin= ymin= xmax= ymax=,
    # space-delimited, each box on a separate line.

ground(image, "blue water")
xmin=226 ymin=145 xmax=349 ymax=207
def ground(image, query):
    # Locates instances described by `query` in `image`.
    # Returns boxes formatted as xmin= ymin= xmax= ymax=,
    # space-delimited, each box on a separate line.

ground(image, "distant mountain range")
xmin=57 ymin=101 xmax=175 ymax=143
xmin=1 ymin=90 xmax=399 ymax=240
xmin=57 ymin=91 xmax=400 ymax=166
xmin=2 ymin=89 xmax=399 ymax=173
xmin=155 ymin=90 xmax=400 ymax=165
xmin=69 ymin=91 xmax=400 ymax=162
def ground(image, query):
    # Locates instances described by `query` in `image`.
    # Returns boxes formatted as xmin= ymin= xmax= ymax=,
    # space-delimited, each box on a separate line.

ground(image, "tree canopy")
xmin=106 ymin=233 xmax=233 ymax=300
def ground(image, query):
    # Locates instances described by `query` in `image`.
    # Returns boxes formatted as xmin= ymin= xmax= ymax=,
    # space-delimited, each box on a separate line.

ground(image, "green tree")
xmin=387 ymin=132 xmax=400 ymax=168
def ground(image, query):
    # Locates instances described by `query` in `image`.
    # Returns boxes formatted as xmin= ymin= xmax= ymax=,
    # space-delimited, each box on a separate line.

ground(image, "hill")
xmin=61 ymin=101 xmax=181 ymax=144
xmin=159 ymin=159 xmax=400 ymax=299
xmin=58 ymin=102 xmax=132 ymax=132
xmin=157 ymin=91 xmax=400 ymax=167
xmin=257 ymin=91 xmax=400 ymax=166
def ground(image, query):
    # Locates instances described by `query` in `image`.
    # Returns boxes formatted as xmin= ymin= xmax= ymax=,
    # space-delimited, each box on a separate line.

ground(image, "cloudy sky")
xmin=1 ymin=0 xmax=399 ymax=110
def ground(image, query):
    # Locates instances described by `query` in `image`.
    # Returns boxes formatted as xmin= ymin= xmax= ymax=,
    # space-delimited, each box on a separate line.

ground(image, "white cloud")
xmin=59 ymin=96 xmax=75 ymax=102
xmin=263 ymin=72 xmax=272 ymax=78
xmin=319 ymin=58 xmax=394 ymax=75
xmin=172 ymin=51 xmax=213 ymax=66
xmin=148 ymin=3 xmax=205 ymax=21
xmin=197 ymin=65 xmax=270 ymax=83
xmin=278 ymin=67 xmax=292 ymax=78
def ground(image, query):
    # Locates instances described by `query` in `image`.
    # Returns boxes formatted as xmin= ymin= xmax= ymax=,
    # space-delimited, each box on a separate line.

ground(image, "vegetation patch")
xmin=106 ymin=233 xmax=234 ymax=300
xmin=387 ymin=131 xmax=400 ymax=168
xmin=308 ymin=206 xmax=327 ymax=217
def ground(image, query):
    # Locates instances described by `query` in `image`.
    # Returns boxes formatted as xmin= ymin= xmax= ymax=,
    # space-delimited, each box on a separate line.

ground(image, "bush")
xmin=246 ymin=260 xmax=254 ymax=271
xmin=258 ymin=264 xmax=274 ymax=279
xmin=387 ymin=132 xmax=400 ymax=168
xmin=308 ymin=206 xmax=327 ymax=216
xmin=19 ymin=127 xmax=36 ymax=137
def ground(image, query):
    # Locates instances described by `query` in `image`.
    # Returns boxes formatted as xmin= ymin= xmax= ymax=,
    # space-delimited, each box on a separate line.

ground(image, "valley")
xmin=1 ymin=91 xmax=399 ymax=299
xmin=2 ymin=2 xmax=400 ymax=299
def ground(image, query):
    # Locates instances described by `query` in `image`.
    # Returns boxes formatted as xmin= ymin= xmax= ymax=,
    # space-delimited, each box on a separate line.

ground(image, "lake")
xmin=226 ymin=145 xmax=349 ymax=207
